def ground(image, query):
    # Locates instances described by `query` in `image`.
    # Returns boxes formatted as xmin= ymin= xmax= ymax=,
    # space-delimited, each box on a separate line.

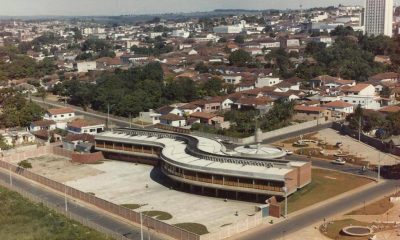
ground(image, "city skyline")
xmin=0 ymin=0 xmax=366 ymax=16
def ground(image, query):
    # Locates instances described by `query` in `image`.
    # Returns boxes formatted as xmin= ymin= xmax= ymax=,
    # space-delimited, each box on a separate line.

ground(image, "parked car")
xmin=285 ymin=150 xmax=293 ymax=155
xmin=331 ymin=158 xmax=346 ymax=165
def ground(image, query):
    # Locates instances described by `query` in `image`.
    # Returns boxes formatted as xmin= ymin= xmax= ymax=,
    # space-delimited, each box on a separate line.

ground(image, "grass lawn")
xmin=141 ymin=210 xmax=173 ymax=220
xmin=120 ymin=203 xmax=145 ymax=210
xmin=282 ymin=168 xmax=372 ymax=213
xmin=0 ymin=186 xmax=111 ymax=240
xmin=320 ymin=219 xmax=370 ymax=240
xmin=346 ymin=197 xmax=393 ymax=215
xmin=173 ymin=223 xmax=209 ymax=235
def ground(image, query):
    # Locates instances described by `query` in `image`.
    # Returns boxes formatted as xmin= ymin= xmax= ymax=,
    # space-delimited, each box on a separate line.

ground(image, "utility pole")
xmin=64 ymin=185 xmax=68 ymax=212
xmin=129 ymin=113 xmax=132 ymax=128
xmin=107 ymin=103 xmax=110 ymax=130
xmin=358 ymin=114 xmax=361 ymax=142
xmin=378 ymin=141 xmax=382 ymax=182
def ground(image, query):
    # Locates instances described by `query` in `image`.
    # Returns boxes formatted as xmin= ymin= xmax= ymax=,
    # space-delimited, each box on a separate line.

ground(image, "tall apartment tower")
xmin=365 ymin=0 xmax=393 ymax=36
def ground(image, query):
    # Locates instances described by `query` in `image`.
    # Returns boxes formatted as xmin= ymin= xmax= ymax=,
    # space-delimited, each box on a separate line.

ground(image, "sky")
xmin=0 ymin=0 xmax=366 ymax=16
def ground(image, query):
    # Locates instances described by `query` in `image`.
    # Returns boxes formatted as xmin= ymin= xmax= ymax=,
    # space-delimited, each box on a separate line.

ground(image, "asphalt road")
xmin=0 ymin=169 xmax=165 ymax=240
xmin=30 ymin=97 xmax=138 ymax=128
xmin=236 ymin=179 xmax=399 ymax=240
xmin=286 ymin=155 xmax=378 ymax=179
xmin=262 ymin=122 xmax=333 ymax=145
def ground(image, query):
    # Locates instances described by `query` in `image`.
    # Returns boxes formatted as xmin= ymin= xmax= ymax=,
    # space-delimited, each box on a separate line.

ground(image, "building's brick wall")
xmin=297 ymin=162 xmax=312 ymax=188
xmin=71 ymin=152 xmax=104 ymax=164
xmin=284 ymin=169 xmax=298 ymax=194
xmin=269 ymin=203 xmax=281 ymax=218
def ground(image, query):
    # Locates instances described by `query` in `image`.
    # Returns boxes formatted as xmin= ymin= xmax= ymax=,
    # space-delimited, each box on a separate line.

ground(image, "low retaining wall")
xmin=71 ymin=152 xmax=104 ymax=164
xmin=331 ymin=122 xmax=400 ymax=156
xmin=0 ymin=154 xmax=199 ymax=240
xmin=200 ymin=213 xmax=263 ymax=240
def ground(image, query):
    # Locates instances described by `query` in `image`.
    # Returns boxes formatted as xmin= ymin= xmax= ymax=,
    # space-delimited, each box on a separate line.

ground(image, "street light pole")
xmin=9 ymin=165 xmax=12 ymax=187
xmin=140 ymin=212 xmax=144 ymax=240
xmin=378 ymin=145 xmax=381 ymax=182
xmin=64 ymin=185 xmax=68 ymax=212
xmin=282 ymin=186 xmax=288 ymax=218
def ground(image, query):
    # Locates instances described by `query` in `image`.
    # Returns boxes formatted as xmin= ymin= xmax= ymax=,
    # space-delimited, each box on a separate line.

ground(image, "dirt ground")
xmin=287 ymin=196 xmax=400 ymax=240
xmin=11 ymin=155 xmax=103 ymax=182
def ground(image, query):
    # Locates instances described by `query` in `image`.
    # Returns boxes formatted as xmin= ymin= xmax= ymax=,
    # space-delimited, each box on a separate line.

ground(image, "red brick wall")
xmin=269 ymin=203 xmax=281 ymax=218
xmin=71 ymin=152 xmax=104 ymax=164
xmin=284 ymin=169 xmax=298 ymax=194
xmin=297 ymin=162 xmax=312 ymax=188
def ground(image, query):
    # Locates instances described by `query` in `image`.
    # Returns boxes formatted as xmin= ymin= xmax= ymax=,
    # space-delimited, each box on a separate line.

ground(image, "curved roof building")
xmin=94 ymin=128 xmax=311 ymax=199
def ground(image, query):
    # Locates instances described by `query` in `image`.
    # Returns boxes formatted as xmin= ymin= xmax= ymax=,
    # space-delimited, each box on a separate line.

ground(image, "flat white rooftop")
xmin=96 ymin=131 xmax=307 ymax=181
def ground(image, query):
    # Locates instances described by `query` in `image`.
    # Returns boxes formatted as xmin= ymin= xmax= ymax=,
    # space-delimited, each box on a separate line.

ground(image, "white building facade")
xmin=365 ymin=0 xmax=393 ymax=36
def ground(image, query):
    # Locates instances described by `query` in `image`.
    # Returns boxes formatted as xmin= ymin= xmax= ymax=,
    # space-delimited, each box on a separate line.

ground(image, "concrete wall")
xmin=331 ymin=122 xmax=400 ymax=156
xmin=257 ymin=119 xmax=332 ymax=144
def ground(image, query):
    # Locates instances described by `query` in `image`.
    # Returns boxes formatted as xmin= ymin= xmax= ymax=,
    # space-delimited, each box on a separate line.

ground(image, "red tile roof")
xmin=32 ymin=119 xmax=56 ymax=127
xmin=324 ymin=100 xmax=353 ymax=108
xmin=190 ymin=112 xmax=217 ymax=120
xmin=379 ymin=106 xmax=400 ymax=114
xmin=68 ymin=119 xmax=103 ymax=128
xmin=160 ymin=113 xmax=185 ymax=121
xmin=64 ymin=133 xmax=95 ymax=143
xmin=47 ymin=107 xmax=75 ymax=115
xmin=346 ymin=84 xmax=372 ymax=93
xmin=294 ymin=105 xmax=326 ymax=113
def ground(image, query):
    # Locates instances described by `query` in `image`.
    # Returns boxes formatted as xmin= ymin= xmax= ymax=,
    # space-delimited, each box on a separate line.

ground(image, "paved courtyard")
xmin=23 ymin=156 xmax=258 ymax=233
xmin=316 ymin=128 xmax=400 ymax=166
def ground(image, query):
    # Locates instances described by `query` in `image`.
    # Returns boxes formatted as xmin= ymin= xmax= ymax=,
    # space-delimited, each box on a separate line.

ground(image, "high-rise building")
xmin=365 ymin=0 xmax=393 ymax=36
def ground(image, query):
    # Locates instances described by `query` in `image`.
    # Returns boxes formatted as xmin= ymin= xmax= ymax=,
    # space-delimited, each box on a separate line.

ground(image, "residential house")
xmin=1 ymin=130 xmax=36 ymax=147
xmin=44 ymin=107 xmax=75 ymax=129
xmin=293 ymin=105 xmax=331 ymax=121
xmin=159 ymin=114 xmax=186 ymax=127
xmin=323 ymin=100 xmax=354 ymax=114
xmin=139 ymin=109 xmax=162 ymax=124
xmin=341 ymin=84 xmax=381 ymax=110
xmin=255 ymin=77 xmax=282 ymax=88
xmin=156 ymin=105 xmax=184 ymax=116
xmin=62 ymin=133 xmax=95 ymax=152
xmin=14 ymin=83 xmax=37 ymax=94
xmin=378 ymin=106 xmax=400 ymax=116
xmin=189 ymin=112 xmax=229 ymax=129
xmin=232 ymin=96 xmax=274 ymax=114
xmin=191 ymin=99 xmax=221 ymax=113
xmin=67 ymin=119 xmax=105 ymax=135
xmin=74 ymin=61 xmax=97 ymax=73
xmin=179 ymin=104 xmax=202 ymax=116
xmin=223 ymin=75 xmax=242 ymax=85
xmin=29 ymin=119 xmax=57 ymax=132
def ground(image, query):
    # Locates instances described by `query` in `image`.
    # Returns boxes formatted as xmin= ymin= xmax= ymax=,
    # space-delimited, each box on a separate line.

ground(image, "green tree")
xmin=229 ymin=49 xmax=252 ymax=67
xmin=201 ymin=77 xmax=223 ymax=97
xmin=234 ymin=35 xmax=245 ymax=44
xmin=18 ymin=160 xmax=32 ymax=169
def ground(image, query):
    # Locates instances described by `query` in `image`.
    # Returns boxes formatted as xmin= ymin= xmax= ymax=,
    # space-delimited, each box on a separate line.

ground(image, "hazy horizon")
xmin=0 ymin=0 xmax=367 ymax=16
